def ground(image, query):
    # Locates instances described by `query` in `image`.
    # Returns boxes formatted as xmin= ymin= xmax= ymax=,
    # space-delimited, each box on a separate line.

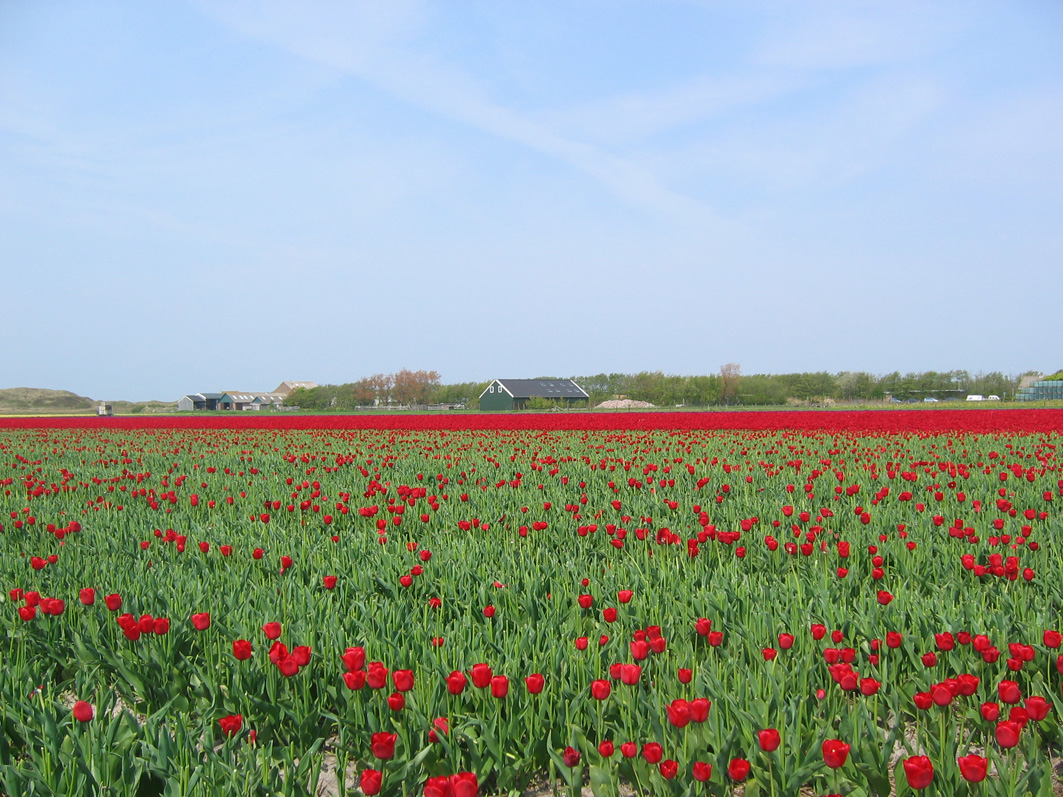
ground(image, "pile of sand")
xmin=595 ymin=399 xmax=655 ymax=409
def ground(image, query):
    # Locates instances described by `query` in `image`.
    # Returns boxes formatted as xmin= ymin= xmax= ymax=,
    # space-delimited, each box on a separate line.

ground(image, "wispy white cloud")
xmin=751 ymin=2 xmax=965 ymax=71
xmin=536 ymin=72 xmax=805 ymax=146
xmin=196 ymin=0 xmax=731 ymax=227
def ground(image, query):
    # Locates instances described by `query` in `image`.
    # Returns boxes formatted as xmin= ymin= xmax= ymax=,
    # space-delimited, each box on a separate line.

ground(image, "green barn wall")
xmin=478 ymin=383 xmax=514 ymax=411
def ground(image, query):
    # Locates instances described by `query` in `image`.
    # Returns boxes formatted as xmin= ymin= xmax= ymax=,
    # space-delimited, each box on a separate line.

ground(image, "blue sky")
xmin=2 ymin=1 xmax=1061 ymax=400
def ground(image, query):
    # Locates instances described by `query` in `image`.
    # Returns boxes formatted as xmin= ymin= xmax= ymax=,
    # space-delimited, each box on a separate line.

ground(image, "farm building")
xmin=177 ymin=391 xmax=285 ymax=411
xmin=218 ymin=392 xmax=285 ymax=411
xmin=479 ymin=379 xmax=589 ymax=411
xmin=177 ymin=393 xmax=223 ymax=412
xmin=273 ymin=381 xmax=317 ymax=398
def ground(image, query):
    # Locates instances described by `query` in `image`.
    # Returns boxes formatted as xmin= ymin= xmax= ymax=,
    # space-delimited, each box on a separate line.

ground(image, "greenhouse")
xmin=1016 ymin=379 xmax=1063 ymax=401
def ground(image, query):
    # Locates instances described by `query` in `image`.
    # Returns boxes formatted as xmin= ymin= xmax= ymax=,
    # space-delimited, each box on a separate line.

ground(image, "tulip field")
xmin=0 ymin=410 xmax=1061 ymax=796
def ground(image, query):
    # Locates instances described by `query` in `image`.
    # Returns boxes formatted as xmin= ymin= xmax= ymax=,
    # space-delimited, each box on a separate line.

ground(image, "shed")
xmin=177 ymin=393 xmax=223 ymax=411
xmin=478 ymin=379 xmax=589 ymax=411
xmin=219 ymin=392 xmax=284 ymax=411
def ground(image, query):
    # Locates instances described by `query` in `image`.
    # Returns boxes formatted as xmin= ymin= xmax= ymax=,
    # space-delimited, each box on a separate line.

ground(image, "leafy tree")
xmin=367 ymin=373 xmax=394 ymax=405
xmin=720 ymin=363 xmax=741 ymax=405
xmin=350 ymin=379 xmax=376 ymax=406
xmin=392 ymin=369 xmax=441 ymax=407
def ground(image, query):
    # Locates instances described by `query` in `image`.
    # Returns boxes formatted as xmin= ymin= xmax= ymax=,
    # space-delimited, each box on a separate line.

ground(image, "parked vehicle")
xmin=987 ymin=395 xmax=1001 ymax=401
xmin=966 ymin=395 xmax=984 ymax=402
xmin=923 ymin=397 xmax=939 ymax=403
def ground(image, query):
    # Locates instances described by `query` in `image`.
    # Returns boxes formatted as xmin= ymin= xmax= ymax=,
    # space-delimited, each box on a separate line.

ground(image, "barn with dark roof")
xmin=478 ymin=379 xmax=589 ymax=411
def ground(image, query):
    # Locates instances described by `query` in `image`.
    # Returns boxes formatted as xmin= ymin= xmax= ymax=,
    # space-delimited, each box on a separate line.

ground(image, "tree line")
xmin=574 ymin=369 xmax=1022 ymax=406
xmin=290 ymin=367 xmax=1032 ymax=410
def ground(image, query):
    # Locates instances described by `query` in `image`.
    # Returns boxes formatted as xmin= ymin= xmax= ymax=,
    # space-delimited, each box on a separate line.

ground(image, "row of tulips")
xmin=3 ymin=407 xmax=1061 ymax=432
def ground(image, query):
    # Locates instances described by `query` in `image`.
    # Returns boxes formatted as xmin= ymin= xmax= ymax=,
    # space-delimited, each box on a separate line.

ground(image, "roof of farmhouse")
xmin=482 ymin=379 xmax=589 ymax=399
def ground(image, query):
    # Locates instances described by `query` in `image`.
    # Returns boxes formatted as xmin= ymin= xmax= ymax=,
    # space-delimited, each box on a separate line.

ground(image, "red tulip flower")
xmin=359 ymin=769 xmax=382 ymax=796
xmin=562 ymin=746 xmax=580 ymax=767
xmin=525 ymin=673 xmax=545 ymax=694
xmin=366 ymin=663 xmax=388 ymax=689
xmin=232 ymin=640 xmax=252 ymax=660
xmin=902 ymin=756 xmax=934 ymax=790
xmin=995 ymin=720 xmax=1022 ymax=748
xmin=956 ymin=673 xmax=979 ymax=696
xmin=690 ymin=697 xmax=711 ymax=722
xmin=72 ymin=701 xmax=94 ymax=723
xmin=727 ymin=758 xmax=750 ymax=781
xmin=659 ymin=760 xmax=678 ymax=779
xmin=428 ymin=717 xmax=449 ymax=744
xmin=393 ymin=670 xmax=415 ymax=692
xmin=666 ymin=699 xmax=691 ymax=728
xmin=371 ymin=732 xmax=397 ymax=759
xmin=490 ymin=675 xmax=509 ymax=698
xmin=998 ymin=680 xmax=1021 ymax=704
xmin=641 ymin=742 xmax=663 ymax=764
xmin=342 ymin=646 xmax=366 ymax=672
xmin=822 ymin=739 xmax=850 ymax=769
xmin=449 ymin=772 xmax=477 ymax=797
xmin=620 ymin=664 xmax=642 ymax=685
xmin=343 ymin=671 xmax=367 ymax=690
xmin=692 ymin=761 xmax=712 ymax=781
xmin=191 ymin=612 xmax=211 ymax=631
xmin=758 ymin=728 xmax=781 ymax=752
xmin=591 ymin=680 xmax=611 ymax=700
xmin=218 ymin=714 xmax=242 ymax=737
xmin=957 ymin=754 xmax=988 ymax=783
xmin=262 ymin=622 xmax=281 ymax=640
xmin=447 ymin=670 xmax=467 ymax=694
xmin=79 ymin=588 xmax=95 ymax=606
xmin=1025 ymin=696 xmax=1051 ymax=721
xmin=470 ymin=663 xmax=492 ymax=689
